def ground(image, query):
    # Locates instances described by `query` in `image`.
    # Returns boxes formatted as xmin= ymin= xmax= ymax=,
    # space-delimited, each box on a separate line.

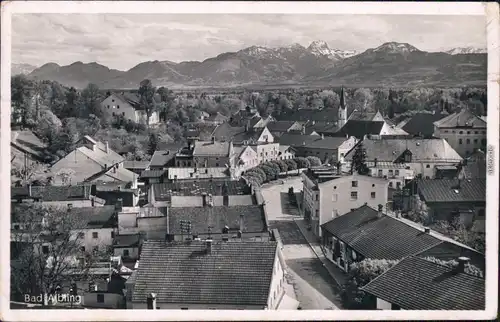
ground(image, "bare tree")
xmin=11 ymin=161 xmax=49 ymax=186
xmin=55 ymin=168 xmax=76 ymax=185
xmin=11 ymin=203 xmax=111 ymax=305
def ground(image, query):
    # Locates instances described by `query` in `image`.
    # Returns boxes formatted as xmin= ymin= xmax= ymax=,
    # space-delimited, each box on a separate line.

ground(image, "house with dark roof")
xmin=11 ymin=130 xmax=51 ymax=169
xmin=11 ymin=184 xmax=106 ymax=208
xmin=82 ymin=271 xmax=127 ymax=309
xmin=344 ymin=137 xmax=463 ymax=180
xmin=173 ymin=138 xmax=235 ymax=169
xmin=50 ymin=135 xmax=125 ymax=186
xmin=302 ymin=168 xmax=389 ymax=238
xmin=321 ymin=204 xmax=451 ymax=272
xmin=126 ymin=240 xmax=288 ymax=309
xmin=361 ymin=256 xmax=485 ymax=310
xmin=149 ymin=149 xmax=178 ymax=170
xmin=100 ymin=92 xmax=160 ymax=125
xmin=460 ymin=149 xmax=486 ymax=179
xmin=166 ymin=205 xmax=269 ymax=242
xmin=84 ymin=163 xmax=139 ymax=188
xmin=113 ymin=233 xmax=143 ymax=262
xmin=402 ymin=178 xmax=486 ymax=231
xmin=401 ymin=111 xmax=448 ymax=138
xmin=139 ymin=170 xmax=167 ymax=185
xmin=149 ymin=179 xmax=253 ymax=207
xmin=433 ymin=108 xmax=487 ymax=157
xmin=265 ymin=121 xmax=303 ymax=137
xmin=278 ymin=133 xmax=357 ymax=163
xmin=229 ymin=107 xmax=261 ymax=126
xmin=123 ymin=160 xmax=151 ymax=175
xmin=205 ymin=112 xmax=229 ymax=125
xmin=93 ymin=183 xmax=140 ymax=207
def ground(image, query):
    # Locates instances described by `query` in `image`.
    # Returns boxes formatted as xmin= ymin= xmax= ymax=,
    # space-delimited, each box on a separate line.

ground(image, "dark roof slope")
xmin=266 ymin=121 xmax=297 ymax=133
xmin=168 ymin=205 xmax=267 ymax=235
xmin=416 ymin=241 xmax=485 ymax=271
xmin=321 ymin=205 xmax=442 ymax=260
xmin=337 ymin=120 xmax=384 ymax=139
xmin=152 ymin=180 xmax=251 ymax=200
xmin=132 ymin=240 xmax=278 ymax=306
xmin=279 ymin=109 xmax=339 ymax=123
xmin=69 ymin=205 xmax=117 ymax=228
xmin=278 ymin=133 xmax=348 ymax=150
xmin=361 ymin=256 xmax=485 ymax=310
xmin=113 ymin=234 xmax=141 ymax=247
xmin=149 ymin=150 xmax=177 ymax=168
xmin=416 ymin=178 xmax=486 ymax=203
xmin=11 ymin=185 xmax=93 ymax=202
xmin=402 ymin=112 xmax=447 ymax=137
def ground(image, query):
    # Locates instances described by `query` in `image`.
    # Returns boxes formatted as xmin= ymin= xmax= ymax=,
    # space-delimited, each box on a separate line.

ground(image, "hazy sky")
xmin=12 ymin=14 xmax=487 ymax=71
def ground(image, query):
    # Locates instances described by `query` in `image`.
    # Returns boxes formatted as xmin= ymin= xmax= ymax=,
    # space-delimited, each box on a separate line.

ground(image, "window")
xmin=107 ymin=105 xmax=110 ymax=109
xmin=92 ymin=232 xmax=98 ymax=239
xmin=14 ymin=224 xmax=20 ymax=230
xmin=481 ymin=139 xmax=487 ymax=145
xmin=467 ymin=131 xmax=470 ymax=134
xmin=112 ymin=112 xmax=115 ymax=116
xmin=426 ymin=164 xmax=430 ymax=168
xmin=389 ymin=182 xmax=393 ymax=188
xmin=112 ymin=99 xmax=115 ymax=102
xmin=370 ymin=192 xmax=376 ymax=199
xmin=117 ymin=105 xmax=120 ymax=109
xmin=97 ymin=294 xmax=104 ymax=303
xmin=111 ymin=231 xmax=115 ymax=238
xmin=425 ymin=176 xmax=430 ymax=179
xmin=350 ymin=191 xmax=358 ymax=200
xmin=42 ymin=245 xmax=49 ymax=254
xmin=181 ymin=308 xmax=188 ymax=310
xmin=372 ymin=184 xmax=375 ymax=187
xmin=80 ymin=246 xmax=85 ymax=252
xmin=332 ymin=210 xmax=338 ymax=218
xmin=459 ymin=138 xmax=463 ymax=144
xmin=333 ymin=186 xmax=337 ymax=190
xmin=396 ymin=182 xmax=401 ymax=189
xmin=378 ymin=169 xmax=383 ymax=177
xmin=444 ymin=130 xmax=449 ymax=133
xmin=123 ymin=249 xmax=130 ymax=257
xmin=474 ymin=131 xmax=478 ymax=134
xmin=78 ymin=232 xmax=85 ymax=239
xmin=388 ymin=170 xmax=394 ymax=176
xmin=474 ymin=139 xmax=478 ymax=144
xmin=459 ymin=131 xmax=463 ymax=134
xmin=215 ymin=163 xmax=219 ymax=167
xmin=350 ymin=208 xmax=356 ymax=212
xmin=466 ymin=139 xmax=470 ymax=144
xmin=332 ymin=194 xmax=338 ymax=202
xmin=351 ymin=181 xmax=358 ymax=188
xmin=315 ymin=194 xmax=319 ymax=201
xmin=395 ymin=170 xmax=399 ymax=176
xmin=122 ymin=112 xmax=125 ymax=116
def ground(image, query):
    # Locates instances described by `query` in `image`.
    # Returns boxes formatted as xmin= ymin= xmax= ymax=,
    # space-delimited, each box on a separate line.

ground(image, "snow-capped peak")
xmin=373 ymin=42 xmax=420 ymax=54
xmin=445 ymin=47 xmax=487 ymax=55
xmin=307 ymin=40 xmax=358 ymax=60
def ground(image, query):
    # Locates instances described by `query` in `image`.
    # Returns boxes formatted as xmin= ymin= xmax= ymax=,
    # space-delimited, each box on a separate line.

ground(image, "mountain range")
xmin=15 ymin=41 xmax=487 ymax=89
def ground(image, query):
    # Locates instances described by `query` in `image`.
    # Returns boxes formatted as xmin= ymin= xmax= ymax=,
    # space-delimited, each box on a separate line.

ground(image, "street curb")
xmin=292 ymin=218 xmax=344 ymax=289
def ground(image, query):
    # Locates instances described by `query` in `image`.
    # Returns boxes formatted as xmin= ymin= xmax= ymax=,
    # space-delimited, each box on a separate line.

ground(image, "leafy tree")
xmin=434 ymin=218 xmax=485 ymax=253
xmin=319 ymin=90 xmax=340 ymax=109
xmin=351 ymin=142 xmax=369 ymax=175
xmin=266 ymin=161 xmax=281 ymax=174
xmin=10 ymin=203 xmax=111 ymax=303
xmin=81 ymin=83 xmax=101 ymax=118
xmin=294 ymin=157 xmax=310 ymax=169
xmin=260 ymin=164 xmax=279 ymax=181
xmin=138 ymin=79 xmax=157 ymax=127
xmin=309 ymin=94 xmax=324 ymax=110
xmin=387 ymin=90 xmax=395 ymax=119
xmin=341 ymin=258 xmax=400 ymax=309
xmin=11 ymin=75 xmax=35 ymax=128
xmin=406 ymin=194 xmax=431 ymax=225
xmin=306 ymin=156 xmax=322 ymax=167
xmin=275 ymin=160 xmax=289 ymax=173
xmin=11 ymin=162 xmax=49 ymax=186
xmin=284 ymin=159 xmax=298 ymax=171
xmin=353 ymin=88 xmax=374 ymax=111
xmin=147 ymin=132 xmax=161 ymax=156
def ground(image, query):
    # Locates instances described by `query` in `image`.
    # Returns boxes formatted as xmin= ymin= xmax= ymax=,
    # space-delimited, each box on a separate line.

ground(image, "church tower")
xmin=338 ymin=86 xmax=348 ymax=129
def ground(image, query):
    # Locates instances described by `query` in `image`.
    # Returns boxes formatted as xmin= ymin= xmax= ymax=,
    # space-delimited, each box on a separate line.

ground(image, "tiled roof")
xmin=149 ymin=150 xmax=177 ymax=168
xmin=85 ymin=165 xmax=138 ymax=183
xmin=321 ymin=205 xmax=442 ymax=260
xmin=11 ymin=130 xmax=48 ymax=159
xmin=167 ymin=167 xmax=230 ymax=180
xmin=11 ymin=185 xmax=93 ymax=202
xmin=279 ymin=108 xmax=339 ymax=123
xmin=266 ymin=121 xmax=298 ymax=133
xmin=113 ymin=234 xmax=141 ymax=247
xmin=168 ymin=205 xmax=267 ymax=235
xmin=361 ymin=256 xmax=485 ymax=310
xmin=111 ymin=92 xmax=161 ymax=111
xmin=278 ymin=133 xmax=348 ymax=150
xmin=212 ymin=123 xmax=266 ymax=144
xmin=140 ymin=170 xmax=167 ymax=178
xmin=207 ymin=112 xmax=229 ymax=122
xmin=416 ymin=178 xmax=486 ymax=203
xmin=131 ymin=240 xmax=278 ymax=306
xmin=416 ymin=241 xmax=485 ymax=271
xmin=347 ymin=110 xmax=382 ymax=122
xmin=337 ymin=120 xmax=384 ymax=139
xmin=123 ymin=160 xmax=151 ymax=170
xmin=463 ymin=150 xmax=486 ymax=179
xmin=192 ymin=141 xmax=231 ymax=157
xmin=434 ymin=108 xmax=487 ymax=129
xmin=307 ymin=121 xmax=341 ymax=136
xmin=278 ymin=145 xmax=296 ymax=154
xmin=402 ymin=112 xmax=447 ymax=137
xmin=152 ymin=180 xmax=251 ymax=200
xmin=68 ymin=205 xmax=117 ymax=229
xmin=345 ymin=138 xmax=462 ymax=162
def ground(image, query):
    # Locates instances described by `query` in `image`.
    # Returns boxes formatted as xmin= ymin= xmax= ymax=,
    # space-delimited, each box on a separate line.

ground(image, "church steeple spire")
xmin=338 ymin=86 xmax=348 ymax=129
xmin=340 ymin=86 xmax=346 ymax=110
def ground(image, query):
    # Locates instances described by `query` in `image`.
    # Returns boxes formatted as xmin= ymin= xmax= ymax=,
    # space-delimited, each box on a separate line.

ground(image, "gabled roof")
xmin=168 ymin=205 xmax=267 ymax=235
xmin=434 ymin=108 xmax=487 ymax=129
xmin=152 ymin=180 xmax=251 ymax=200
xmin=11 ymin=130 xmax=49 ymax=159
xmin=361 ymin=256 xmax=485 ymax=310
xmin=416 ymin=178 xmax=486 ymax=203
xmin=74 ymin=136 xmax=124 ymax=167
xmin=122 ymin=160 xmax=151 ymax=170
xmin=207 ymin=112 xmax=229 ymax=122
xmin=192 ymin=141 xmax=231 ymax=157
xmin=278 ymin=133 xmax=348 ymax=150
xmin=140 ymin=169 xmax=167 ymax=178
xmin=11 ymin=185 xmax=94 ymax=202
xmin=321 ymin=205 xmax=442 ymax=260
xmin=337 ymin=120 xmax=385 ymax=139
xmin=132 ymin=240 xmax=278 ymax=306
xmin=84 ymin=165 xmax=138 ymax=183
xmin=347 ymin=110 xmax=383 ymax=122
xmin=345 ymin=138 xmax=462 ymax=163
xmin=306 ymin=121 xmax=341 ymax=136
xmin=212 ymin=123 xmax=245 ymax=141
xmin=265 ymin=121 xmax=298 ymax=133
xmin=402 ymin=112 xmax=448 ymax=137
xmin=109 ymin=92 xmax=160 ymax=111
xmin=416 ymin=241 xmax=485 ymax=271
xmin=149 ymin=150 xmax=177 ymax=168
xmin=68 ymin=205 xmax=117 ymax=229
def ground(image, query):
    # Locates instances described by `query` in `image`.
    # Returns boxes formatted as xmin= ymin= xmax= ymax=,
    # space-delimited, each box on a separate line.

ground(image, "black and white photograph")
xmin=1 ymin=1 xmax=498 ymax=321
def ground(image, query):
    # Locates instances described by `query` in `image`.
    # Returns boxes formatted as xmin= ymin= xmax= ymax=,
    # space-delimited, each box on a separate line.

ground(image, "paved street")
xmin=261 ymin=178 xmax=343 ymax=310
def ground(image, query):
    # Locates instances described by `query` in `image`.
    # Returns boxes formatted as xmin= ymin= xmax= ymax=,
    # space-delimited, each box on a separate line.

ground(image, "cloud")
xmin=12 ymin=13 xmax=486 ymax=70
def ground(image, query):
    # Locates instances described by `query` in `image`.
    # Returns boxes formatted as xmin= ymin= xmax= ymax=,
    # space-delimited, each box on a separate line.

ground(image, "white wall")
xmin=83 ymin=292 xmax=124 ymax=309
xmin=376 ymin=298 xmax=393 ymax=310
xmin=101 ymin=95 xmax=137 ymax=122
xmin=267 ymin=250 xmax=286 ymax=310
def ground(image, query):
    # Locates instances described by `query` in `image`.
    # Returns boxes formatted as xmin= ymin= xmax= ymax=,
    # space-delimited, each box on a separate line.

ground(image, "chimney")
xmin=202 ymin=193 xmax=207 ymax=207
xmin=374 ymin=158 xmax=378 ymax=167
xmin=105 ymin=141 xmax=109 ymax=154
xmin=377 ymin=204 xmax=383 ymax=217
xmin=321 ymin=134 xmax=325 ymax=140
xmin=206 ymin=239 xmax=213 ymax=254
xmin=146 ymin=293 xmax=157 ymax=310
xmin=115 ymin=198 xmax=123 ymax=212
xmin=104 ymin=164 xmax=108 ymax=170
xmin=456 ymin=257 xmax=470 ymax=273
xmin=28 ymin=184 xmax=32 ymax=197
xmin=239 ymin=213 xmax=244 ymax=233
xmin=424 ymin=227 xmax=431 ymax=234
xmin=211 ymin=136 xmax=215 ymax=144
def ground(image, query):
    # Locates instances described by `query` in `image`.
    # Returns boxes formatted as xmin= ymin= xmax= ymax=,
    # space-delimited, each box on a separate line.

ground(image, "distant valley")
xmin=14 ymin=42 xmax=487 ymax=89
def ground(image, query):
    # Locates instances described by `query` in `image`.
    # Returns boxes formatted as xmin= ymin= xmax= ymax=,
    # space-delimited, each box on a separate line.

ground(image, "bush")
xmin=275 ymin=160 xmax=289 ymax=173
xmin=294 ymin=157 xmax=310 ymax=169
xmin=246 ymin=168 xmax=266 ymax=184
xmin=306 ymin=156 xmax=322 ymax=167
xmin=341 ymin=258 xmax=400 ymax=309
xmin=284 ymin=159 xmax=298 ymax=171
xmin=266 ymin=161 xmax=281 ymax=174
xmin=260 ymin=164 xmax=279 ymax=181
